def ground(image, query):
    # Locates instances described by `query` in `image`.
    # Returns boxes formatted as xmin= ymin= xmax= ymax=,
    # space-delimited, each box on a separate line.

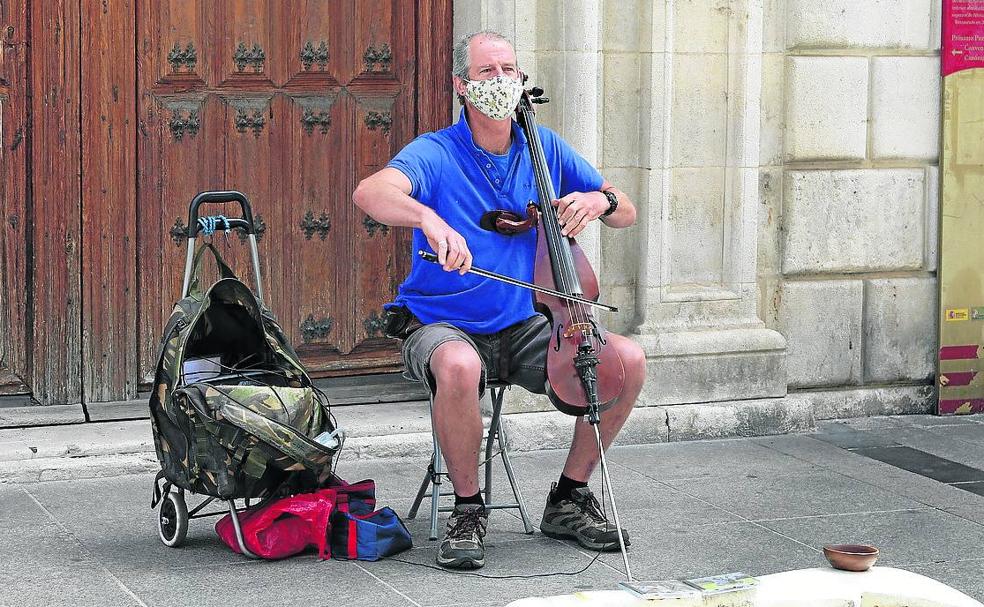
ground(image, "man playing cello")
xmin=353 ymin=30 xmax=646 ymax=570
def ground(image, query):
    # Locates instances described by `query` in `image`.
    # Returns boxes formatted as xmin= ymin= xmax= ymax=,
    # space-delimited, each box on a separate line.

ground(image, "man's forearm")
xmin=352 ymin=178 xmax=435 ymax=229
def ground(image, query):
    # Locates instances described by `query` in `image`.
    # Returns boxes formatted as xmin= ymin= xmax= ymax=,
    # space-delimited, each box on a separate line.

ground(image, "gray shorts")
xmin=401 ymin=314 xmax=551 ymax=397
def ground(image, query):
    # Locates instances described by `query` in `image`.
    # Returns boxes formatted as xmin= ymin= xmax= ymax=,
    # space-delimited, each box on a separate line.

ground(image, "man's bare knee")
xmin=616 ymin=338 xmax=646 ymax=383
xmin=430 ymin=341 xmax=482 ymax=393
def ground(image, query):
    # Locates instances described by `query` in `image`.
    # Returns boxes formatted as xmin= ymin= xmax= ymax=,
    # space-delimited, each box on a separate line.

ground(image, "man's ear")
xmin=452 ymin=75 xmax=467 ymax=98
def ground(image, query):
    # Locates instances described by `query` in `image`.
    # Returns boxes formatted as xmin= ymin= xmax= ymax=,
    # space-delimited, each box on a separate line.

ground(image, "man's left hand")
xmin=552 ymin=191 xmax=608 ymax=237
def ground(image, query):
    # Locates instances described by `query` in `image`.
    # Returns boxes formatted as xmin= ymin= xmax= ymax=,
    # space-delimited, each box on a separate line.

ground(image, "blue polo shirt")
xmin=387 ymin=109 xmax=603 ymax=334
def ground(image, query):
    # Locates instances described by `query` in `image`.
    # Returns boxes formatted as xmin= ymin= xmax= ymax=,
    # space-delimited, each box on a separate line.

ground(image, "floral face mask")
xmin=462 ymin=74 xmax=524 ymax=121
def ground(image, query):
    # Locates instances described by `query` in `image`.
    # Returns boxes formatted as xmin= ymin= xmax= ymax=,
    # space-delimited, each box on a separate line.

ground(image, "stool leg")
xmin=407 ymin=451 xmax=434 ymax=521
xmin=483 ymin=387 xmax=502 ymax=507
xmin=498 ymin=415 xmax=535 ymax=534
xmin=430 ymin=434 xmax=443 ymax=540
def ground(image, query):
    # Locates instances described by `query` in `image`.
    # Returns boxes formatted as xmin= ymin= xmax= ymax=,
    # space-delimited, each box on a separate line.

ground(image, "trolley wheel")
xmin=158 ymin=490 xmax=188 ymax=547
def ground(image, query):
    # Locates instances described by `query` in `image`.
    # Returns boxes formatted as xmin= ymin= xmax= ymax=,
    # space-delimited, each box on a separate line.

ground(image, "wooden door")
xmin=135 ymin=0 xmax=446 ymax=383
xmin=0 ymin=0 xmax=449 ymax=410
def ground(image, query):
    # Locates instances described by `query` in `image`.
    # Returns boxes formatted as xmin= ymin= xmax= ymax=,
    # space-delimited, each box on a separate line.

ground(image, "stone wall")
xmin=762 ymin=0 xmax=940 ymax=390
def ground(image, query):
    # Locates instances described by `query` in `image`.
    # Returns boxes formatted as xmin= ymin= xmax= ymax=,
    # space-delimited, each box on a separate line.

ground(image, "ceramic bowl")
xmin=823 ymin=544 xmax=879 ymax=572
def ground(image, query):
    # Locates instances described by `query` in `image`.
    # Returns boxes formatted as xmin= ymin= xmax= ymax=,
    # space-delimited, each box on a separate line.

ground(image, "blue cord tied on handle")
xmin=197 ymin=215 xmax=230 ymax=237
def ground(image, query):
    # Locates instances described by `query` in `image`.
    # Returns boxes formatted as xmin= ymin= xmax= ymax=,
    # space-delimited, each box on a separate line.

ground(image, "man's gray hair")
xmin=451 ymin=30 xmax=516 ymax=80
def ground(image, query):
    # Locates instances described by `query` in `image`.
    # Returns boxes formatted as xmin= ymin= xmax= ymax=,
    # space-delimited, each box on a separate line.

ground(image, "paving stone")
xmin=754 ymin=434 xmax=984 ymax=510
xmin=890 ymin=414 xmax=984 ymax=429
xmin=850 ymin=445 xmax=984 ymax=484
xmin=843 ymin=425 xmax=984 ymax=473
xmin=22 ymin=474 xmax=246 ymax=571
xmin=944 ymin=505 xmax=984 ymax=526
xmin=813 ymin=419 xmax=902 ymax=449
xmin=919 ymin=422 xmax=984 ymax=448
xmin=664 ymin=467 xmax=924 ymax=521
xmin=604 ymin=440 xmax=817 ymax=482
xmin=115 ymin=557 xmax=416 ymax=607
xmin=6 ymin=432 xmax=984 ymax=606
xmin=366 ymin=536 xmax=620 ymax=606
xmin=760 ymin=508 xmax=984 ymax=567
xmin=597 ymin=521 xmax=823 ymax=581
xmin=1 ymin=567 xmax=142 ymax=607
xmin=0 ymin=485 xmax=92 ymax=566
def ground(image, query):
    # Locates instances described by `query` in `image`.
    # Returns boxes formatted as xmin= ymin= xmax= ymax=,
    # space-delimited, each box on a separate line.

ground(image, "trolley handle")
xmin=180 ymin=190 xmax=266 ymax=304
xmin=187 ymin=190 xmax=256 ymax=239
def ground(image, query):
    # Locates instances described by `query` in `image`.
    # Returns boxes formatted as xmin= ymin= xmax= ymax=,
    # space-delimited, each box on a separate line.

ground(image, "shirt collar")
xmin=451 ymin=107 xmax=527 ymax=157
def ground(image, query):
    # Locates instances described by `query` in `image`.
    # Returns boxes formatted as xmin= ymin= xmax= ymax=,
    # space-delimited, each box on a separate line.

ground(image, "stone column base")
xmin=635 ymin=326 xmax=787 ymax=406
xmin=500 ymin=326 xmax=787 ymax=413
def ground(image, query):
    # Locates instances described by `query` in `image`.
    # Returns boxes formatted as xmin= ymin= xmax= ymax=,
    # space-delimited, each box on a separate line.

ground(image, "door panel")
xmin=350 ymin=91 xmax=413 ymax=354
xmin=0 ymin=0 xmax=450 ymax=408
xmin=283 ymin=1 xmax=344 ymax=87
xmin=147 ymin=1 xmax=208 ymax=88
xmin=30 ymin=0 xmax=83 ymax=404
xmin=81 ymin=0 xmax=138 ymax=402
xmin=137 ymin=90 xmax=227 ymax=381
xmin=214 ymin=1 xmax=280 ymax=88
xmin=287 ymin=92 xmax=348 ymax=356
xmin=222 ymin=93 xmax=283 ymax=305
xmin=0 ymin=0 xmax=30 ymax=395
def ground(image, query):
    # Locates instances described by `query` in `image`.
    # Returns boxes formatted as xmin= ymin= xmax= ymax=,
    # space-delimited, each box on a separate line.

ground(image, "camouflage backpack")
xmin=149 ymin=243 xmax=336 ymax=500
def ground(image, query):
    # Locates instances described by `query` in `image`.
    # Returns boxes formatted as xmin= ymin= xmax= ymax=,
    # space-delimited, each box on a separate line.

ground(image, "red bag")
xmin=215 ymin=489 xmax=337 ymax=559
xmin=214 ymin=478 xmax=380 ymax=560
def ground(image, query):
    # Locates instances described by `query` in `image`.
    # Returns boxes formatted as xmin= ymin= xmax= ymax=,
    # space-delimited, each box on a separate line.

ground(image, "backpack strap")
xmin=187 ymin=242 xmax=238 ymax=297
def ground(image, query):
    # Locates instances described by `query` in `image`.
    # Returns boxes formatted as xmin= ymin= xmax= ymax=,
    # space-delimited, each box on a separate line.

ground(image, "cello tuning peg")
xmin=530 ymin=86 xmax=544 ymax=97
xmin=532 ymin=96 xmax=550 ymax=104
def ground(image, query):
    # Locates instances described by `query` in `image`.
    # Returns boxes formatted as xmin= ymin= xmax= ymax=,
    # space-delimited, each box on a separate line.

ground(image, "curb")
xmin=0 ymin=384 xmax=934 ymax=484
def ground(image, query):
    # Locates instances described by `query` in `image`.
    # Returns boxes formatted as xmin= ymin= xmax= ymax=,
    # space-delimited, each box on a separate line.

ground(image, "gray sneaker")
xmin=437 ymin=504 xmax=488 ymax=569
xmin=539 ymin=484 xmax=630 ymax=551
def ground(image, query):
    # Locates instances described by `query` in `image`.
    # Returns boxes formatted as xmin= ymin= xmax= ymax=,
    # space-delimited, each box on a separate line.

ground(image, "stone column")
xmin=633 ymin=0 xmax=787 ymax=406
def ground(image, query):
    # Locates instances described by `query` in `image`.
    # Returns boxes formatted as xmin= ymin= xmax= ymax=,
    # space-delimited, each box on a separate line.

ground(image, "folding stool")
xmin=407 ymin=382 xmax=536 ymax=540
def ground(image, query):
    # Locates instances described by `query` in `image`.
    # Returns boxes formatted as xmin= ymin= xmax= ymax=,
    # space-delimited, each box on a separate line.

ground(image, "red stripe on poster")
xmin=939 ymin=345 xmax=981 ymax=360
xmin=941 ymin=371 xmax=977 ymax=386
xmin=939 ymin=399 xmax=984 ymax=414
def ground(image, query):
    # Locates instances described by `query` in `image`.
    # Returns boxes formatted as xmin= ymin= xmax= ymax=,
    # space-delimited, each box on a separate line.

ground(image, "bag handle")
xmin=187 ymin=242 xmax=238 ymax=297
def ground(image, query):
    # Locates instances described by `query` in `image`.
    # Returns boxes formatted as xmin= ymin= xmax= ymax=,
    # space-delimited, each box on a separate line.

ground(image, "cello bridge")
xmin=563 ymin=322 xmax=594 ymax=338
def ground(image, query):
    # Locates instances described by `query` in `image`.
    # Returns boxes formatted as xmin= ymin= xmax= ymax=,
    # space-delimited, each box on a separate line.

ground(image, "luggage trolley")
xmin=151 ymin=191 xmax=338 ymax=558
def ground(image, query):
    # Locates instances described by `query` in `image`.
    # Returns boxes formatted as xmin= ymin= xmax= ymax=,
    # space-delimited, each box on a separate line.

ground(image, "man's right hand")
xmin=420 ymin=212 xmax=472 ymax=274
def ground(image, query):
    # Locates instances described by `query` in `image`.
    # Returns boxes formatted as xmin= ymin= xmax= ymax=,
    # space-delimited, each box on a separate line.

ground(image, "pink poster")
xmin=943 ymin=0 xmax=984 ymax=76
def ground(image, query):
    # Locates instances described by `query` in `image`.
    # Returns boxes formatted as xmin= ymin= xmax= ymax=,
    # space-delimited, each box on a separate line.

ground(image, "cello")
xmin=516 ymin=86 xmax=626 ymax=419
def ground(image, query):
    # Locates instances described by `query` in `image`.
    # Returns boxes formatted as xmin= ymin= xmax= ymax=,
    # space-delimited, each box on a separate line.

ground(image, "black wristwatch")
xmin=601 ymin=189 xmax=619 ymax=217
